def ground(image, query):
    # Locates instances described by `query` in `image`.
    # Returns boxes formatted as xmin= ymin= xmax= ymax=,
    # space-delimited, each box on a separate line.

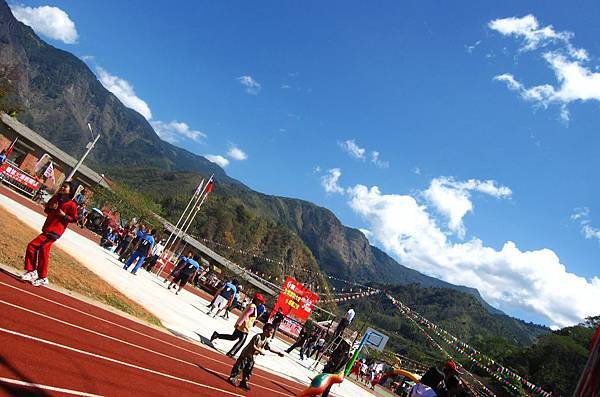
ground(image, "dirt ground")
xmin=0 ymin=207 xmax=161 ymax=326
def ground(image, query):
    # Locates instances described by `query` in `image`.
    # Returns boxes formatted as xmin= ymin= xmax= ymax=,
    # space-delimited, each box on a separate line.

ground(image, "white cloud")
xmin=344 ymin=183 xmax=600 ymax=327
xmin=423 ymin=177 xmax=512 ymax=239
xmin=465 ymin=40 xmax=482 ymax=53
xmin=96 ymin=66 xmax=152 ymax=120
xmin=489 ymin=15 xmax=588 ymax=60
xmin=413 ymin=167 xmax=422 ymax=175
xmin=10 ymin=4 xmax=78 ymax=44
xmin=339 ymin=139 xmax=366 ymax=160
xmin=227 ymin=146 xmax=247 ymax=161
xmin=150 ymin=120 xmax=206 ymax=144
xmin=321 ymin=168 xmax=344 ymax=194
xmin=495 ymin=54 xmax=600 ymax=109
xmin=490 ymin=15 xmax=600 ymax=120
xmin=370 ymin=151 xmax=389 ymax=169
xmin=237 ymin=75 xmax=261 ymax=95
xmin=571 ymin=207 xmax=600 ymax=243
xmin=339 ymin=140 xmax=390 ymax=168
xmin=204 ymin=154 xmax=230 ymax=168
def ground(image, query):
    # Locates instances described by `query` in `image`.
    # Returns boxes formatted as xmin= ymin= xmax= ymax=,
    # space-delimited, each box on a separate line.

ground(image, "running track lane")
xmin=0 ymin=271 xmax=308 ymax=396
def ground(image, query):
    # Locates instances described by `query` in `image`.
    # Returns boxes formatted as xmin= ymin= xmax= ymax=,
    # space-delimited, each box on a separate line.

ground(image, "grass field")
xmin=0 ymin=207 xmax=161 ymax=327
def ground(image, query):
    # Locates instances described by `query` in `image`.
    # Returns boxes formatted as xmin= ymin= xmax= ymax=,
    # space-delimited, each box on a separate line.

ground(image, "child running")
xmin=227 ymin=323 xmax=284 ymax=391
xmin=22 ymin=182 xmax=78 ymax=287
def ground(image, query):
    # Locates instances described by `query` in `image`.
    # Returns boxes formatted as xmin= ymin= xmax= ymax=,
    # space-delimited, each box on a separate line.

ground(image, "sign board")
xmin=364 ymin=327 xmax=389 ymax=351
xmin=0 ymin=162 xmax=41 ymax=196
xmin=272 ymin=277 xmax=319 ymax=337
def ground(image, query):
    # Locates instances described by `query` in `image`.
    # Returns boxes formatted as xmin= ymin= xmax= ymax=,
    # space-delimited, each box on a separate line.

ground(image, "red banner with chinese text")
xmin=0 ymin=162 xmax=41 ymax=192
xmin=272 ymin=277 xmax=319 ymax=337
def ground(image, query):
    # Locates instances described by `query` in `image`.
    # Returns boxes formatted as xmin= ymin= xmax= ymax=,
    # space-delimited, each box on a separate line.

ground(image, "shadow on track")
xmin=0 ymin=355 xmax=52 ymax=396
xmin=0 ymin=268 xmax=23 ymax=282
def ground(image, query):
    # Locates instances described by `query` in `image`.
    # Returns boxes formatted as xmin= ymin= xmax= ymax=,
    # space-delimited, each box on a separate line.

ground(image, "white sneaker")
xmin=21 ymin=270 xmax=38 ymax=281
xmin=32 ymin=278 xmax=49 ymax=287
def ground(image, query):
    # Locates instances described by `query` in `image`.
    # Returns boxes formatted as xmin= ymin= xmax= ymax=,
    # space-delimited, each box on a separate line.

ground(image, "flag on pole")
xmin=4 ymin=137 xmax=18 ymax=156
xmin=43 ymin=161 xmax=55 ymax=181
xmin=205 ymin=180 xmax=213 ymax=193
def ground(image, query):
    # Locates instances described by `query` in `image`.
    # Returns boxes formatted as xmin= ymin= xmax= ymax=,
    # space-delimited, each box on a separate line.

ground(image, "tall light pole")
xmin=66 ymin=123 xmax=100 ymax=182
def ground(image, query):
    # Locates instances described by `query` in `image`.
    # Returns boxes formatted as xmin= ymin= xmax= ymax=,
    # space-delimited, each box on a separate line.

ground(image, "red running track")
xmin=0 ymin=271 xmax=308 ymax=396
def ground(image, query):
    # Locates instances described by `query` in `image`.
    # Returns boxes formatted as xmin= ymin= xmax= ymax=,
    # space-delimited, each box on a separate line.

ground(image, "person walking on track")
xmin=227 ymin=323 xmax=284 ymax=391
xmin=211 ymin=292 xmax=265 ymax=357
xmin=21 ymin=182 xmax=79 ymax=287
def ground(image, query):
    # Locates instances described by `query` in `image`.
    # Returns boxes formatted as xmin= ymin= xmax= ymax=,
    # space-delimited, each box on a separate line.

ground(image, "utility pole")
xmin=66 ymin=123 xmax=100 ymax=182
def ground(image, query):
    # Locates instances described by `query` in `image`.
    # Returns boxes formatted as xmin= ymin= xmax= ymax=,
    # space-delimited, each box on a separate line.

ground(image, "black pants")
xmin=334 ymin=318 xmax=349 ymax=336
xmin=214 ymin=329 xmax=248 ymax=356
xmin=144 ymin=254 xmax=160 ymax=271
xmin=230 ymin=355 xmax=254 ymax=384
xmin=286 ymin=337 xmax=307 ymax=353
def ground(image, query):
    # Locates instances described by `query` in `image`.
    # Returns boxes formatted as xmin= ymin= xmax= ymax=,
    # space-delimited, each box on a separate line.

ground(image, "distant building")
xmin=0 ymin=112 xmax=110 ymax=193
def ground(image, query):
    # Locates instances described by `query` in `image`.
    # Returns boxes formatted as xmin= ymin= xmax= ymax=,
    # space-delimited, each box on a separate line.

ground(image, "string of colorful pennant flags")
xmin=388 ymin=294 xmax=552 ymax=397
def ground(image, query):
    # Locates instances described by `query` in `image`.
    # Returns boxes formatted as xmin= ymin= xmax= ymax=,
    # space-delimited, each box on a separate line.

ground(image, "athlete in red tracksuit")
xmin=21 ymin=182 xmax=78 ymax=287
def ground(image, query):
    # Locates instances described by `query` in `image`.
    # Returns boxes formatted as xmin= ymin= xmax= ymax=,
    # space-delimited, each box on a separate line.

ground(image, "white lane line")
xmin=0 ymin=280 xmax=304 ymax=392
xmin=0 ymin=326 xmax=245 ymax=397
xmin=0 ymin=299 xmax=295 ymax=397
xmin=0 ymin=377 xmax=103 ymax=397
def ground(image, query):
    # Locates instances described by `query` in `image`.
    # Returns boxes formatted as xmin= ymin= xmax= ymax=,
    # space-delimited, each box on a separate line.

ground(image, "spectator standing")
xmin=310 ymin=334 xmax=326 ymax=359
xmin=334 ymin=306 xmax=355 ymax=337
xmin=119 ymin=224 xmax=145 ymax=262
xmin=74 ymin=188 xmax=87 ymax=206
xmin=270 ymin=307 xmax=285 ymax=340
xmin=77 ymin=203 xmax=89 ymax=228
xmin=21 ymin=182 xmax=78 ymax=287
xmin=143 ymin=238 xmax=165 ymax=272
xmin=123 ymin=228 xmax=156 ymax=274
xmin=117 ymin=224 xmax=138 ymax=261
xmin=300 ymin=332 xmax=318 ymax=360
xmin=0 ymin=149 xmax=6 ymax=165
xmin=100 ymin=227 xmax=118 ymax=251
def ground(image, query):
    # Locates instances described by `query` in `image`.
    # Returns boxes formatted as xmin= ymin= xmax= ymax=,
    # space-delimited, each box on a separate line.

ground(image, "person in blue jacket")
xmin=124 ymin=228 xmax=156 ymax=274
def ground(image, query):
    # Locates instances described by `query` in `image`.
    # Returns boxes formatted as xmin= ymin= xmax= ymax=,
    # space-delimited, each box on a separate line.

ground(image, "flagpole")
xmin=163 ymin=178 xmax=204 ymax=253
xmin=66 ymin=124 xmax=100 ymax=182
xmin=155 ymin=175 xmax=213 ymax=277
xmin=155 ymin=178 xmax=205 ymax=277
xmin=167 ymin=174 xmax=213 ymax=260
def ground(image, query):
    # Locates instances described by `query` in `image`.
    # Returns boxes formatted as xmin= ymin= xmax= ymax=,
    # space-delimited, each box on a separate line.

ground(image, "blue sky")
xmin=9 ymin=1 xmax=600 ymax=327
